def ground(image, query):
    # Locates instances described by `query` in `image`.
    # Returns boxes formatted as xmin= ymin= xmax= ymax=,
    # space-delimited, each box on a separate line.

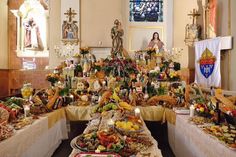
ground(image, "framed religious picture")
xmin=11 ymin=0 xmax=49 ymax=57
xmin=129 ymin=0 xmax=164 ymax=22
xmin=61 ymin=8 xmax=79 ymax=45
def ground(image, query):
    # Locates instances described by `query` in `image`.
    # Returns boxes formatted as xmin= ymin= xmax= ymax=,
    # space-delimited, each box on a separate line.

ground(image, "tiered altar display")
xmin=1 ymin=20 xmax=236 ymax=157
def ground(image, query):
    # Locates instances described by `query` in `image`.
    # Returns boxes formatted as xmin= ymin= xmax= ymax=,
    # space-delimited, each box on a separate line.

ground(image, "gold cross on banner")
xmin=188 ymin=9 xmax=200 ymax=24
xmin=64 ymin=8 xmax=77 ymax=22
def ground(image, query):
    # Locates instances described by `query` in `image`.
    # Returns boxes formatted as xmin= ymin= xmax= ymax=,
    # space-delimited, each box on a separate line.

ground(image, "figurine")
xmin=111 ymin=19 xmax=124 ymax=57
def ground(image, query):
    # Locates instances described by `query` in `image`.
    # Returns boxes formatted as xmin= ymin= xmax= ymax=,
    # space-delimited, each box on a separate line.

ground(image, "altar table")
xmin=168 ymin=114 xmax=236 ymax=157
xmin=0 ymin=108 xmax=68 ymax=157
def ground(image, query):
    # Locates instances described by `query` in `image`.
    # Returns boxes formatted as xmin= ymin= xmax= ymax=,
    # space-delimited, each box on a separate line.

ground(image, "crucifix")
xmin=188 ymin=9 xmax=200 ymax=25
xmin=64 ymin=8 xmax=77 ymax=22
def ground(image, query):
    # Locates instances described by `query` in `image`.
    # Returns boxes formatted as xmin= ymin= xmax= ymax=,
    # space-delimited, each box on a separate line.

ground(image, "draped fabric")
xmin=208 ymin=0 xmax=217 ymax=38
xmin=195 ymin=37 xmax=221 ymax=87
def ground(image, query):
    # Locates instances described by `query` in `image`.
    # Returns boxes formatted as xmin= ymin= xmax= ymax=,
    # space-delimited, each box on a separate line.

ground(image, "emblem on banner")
xmin=198 ymin=48 xmax=216 ymax=78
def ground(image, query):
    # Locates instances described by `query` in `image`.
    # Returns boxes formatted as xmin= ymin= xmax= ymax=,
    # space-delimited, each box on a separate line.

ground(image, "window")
xmin=129 ymin=0 xmax=163 ymax=22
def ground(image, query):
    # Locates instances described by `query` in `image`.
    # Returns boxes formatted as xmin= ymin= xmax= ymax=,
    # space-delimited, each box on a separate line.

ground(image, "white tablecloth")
xmin=0 ymin=111 xmax=68 ymax=157
xmin=168 ymin=115 xmax=236 ymax=157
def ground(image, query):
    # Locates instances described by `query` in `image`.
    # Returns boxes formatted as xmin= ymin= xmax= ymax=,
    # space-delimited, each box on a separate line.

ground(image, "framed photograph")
xmin=129 ymin=0 xmax=164 ymax=22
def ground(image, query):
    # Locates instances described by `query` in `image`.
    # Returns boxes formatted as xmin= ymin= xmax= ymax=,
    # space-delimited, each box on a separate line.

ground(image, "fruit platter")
xmin=72 ymin=130 xmax=124 ymax=153
xmin=74 ymin=152 xmax=121 ymax=157
xmin=115 ymin=115 xmax=143 ymax=135
xmin=202 ymin=124 xmax=236 ymax=149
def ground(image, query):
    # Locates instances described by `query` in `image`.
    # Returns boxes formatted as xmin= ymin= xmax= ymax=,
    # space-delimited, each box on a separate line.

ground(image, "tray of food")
xmin=202 ymin=124 xmax=236 ymax=150
xmin=120 ymin=133 xmax=153 ymax=157
xmin=74 ymin=152 xmax=120 ymax=157
xmin=71 ymin=130 xmax=124 ymax=153
xmin=114 ymin=114 xmax=144 ymax=135
xmin=189 ymin=116 xmax=213 ymax=126
xmin=0 ymin=122 xmax=14 ymax=141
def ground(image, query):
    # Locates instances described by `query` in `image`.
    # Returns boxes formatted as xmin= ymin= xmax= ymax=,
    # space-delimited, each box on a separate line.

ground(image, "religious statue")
xmin=62 ymin=8 xmax=79 ymax=44
xmin=202 ymin=0 xmax=217 ymax=39
xmin=111 ymin=19 xmax=124 ymax=57
xmin=12 ymin=0 xmax=49 ymax=57
xmin=23 ymin=17 xmax=44 ymax=51
xmin=184 ymin=9 xmax=201 ymax=46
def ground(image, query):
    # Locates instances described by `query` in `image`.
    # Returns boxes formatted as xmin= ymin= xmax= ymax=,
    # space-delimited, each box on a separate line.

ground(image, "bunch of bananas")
xmin=119 ymin=102 xmax=133 ymax=111
xmin=115 ymin=121 xmax=140 ymax=131
xmin=112 ymin=91 xmax=121 ymax=102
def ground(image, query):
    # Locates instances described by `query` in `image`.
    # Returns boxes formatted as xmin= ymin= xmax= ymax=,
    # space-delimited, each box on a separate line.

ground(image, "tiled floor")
xmin=52 ymin=121 xmax=175 ymax=157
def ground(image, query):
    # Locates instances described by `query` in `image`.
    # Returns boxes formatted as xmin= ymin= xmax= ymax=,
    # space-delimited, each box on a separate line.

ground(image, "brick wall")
xmin=8 ymin=70 xmax=51 ymax=95
xmin=0 ymin=70 xmax=9 ymax=98
xmin=1 ymin=0 xmax=51 ymax=97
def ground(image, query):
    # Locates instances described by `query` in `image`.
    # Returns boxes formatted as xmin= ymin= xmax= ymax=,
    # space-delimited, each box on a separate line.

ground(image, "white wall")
xmin=80 ymin=0 xmax=122 ymax=47
xmin=173 ymin=0 xmax=200 ymax=68
xmin=230 ymin=0 xmax=236 ymax=90
xmin=49 ymin=0 xmax=63 ymax=69
xmin=0 ymin=0 xmax=8 ymax=69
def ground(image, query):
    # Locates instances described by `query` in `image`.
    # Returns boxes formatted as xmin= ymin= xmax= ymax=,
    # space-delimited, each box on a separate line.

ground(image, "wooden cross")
xmin=64 ymin=8 xmax=77 ymax=22
xmin=188 ymin=9 xmax=200 ymax=24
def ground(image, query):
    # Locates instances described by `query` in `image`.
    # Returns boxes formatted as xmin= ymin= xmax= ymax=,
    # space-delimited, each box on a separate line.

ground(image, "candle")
xmin=190 ymin=105 xmax=195 ymax=117
xmin=24 ymin=105 xmax=30 ymax=117
xmin=102 ymin=80 xmax=106 ymax=87
xmin=70 ymin=94 xmax=74 ymax=104
xmin=107 ymin=118 xmax=114 ymax=126
xmin=107 ymin=118 xmax=114 ymax=130
xmin=134 ymin=107 xmax=141 ymax=117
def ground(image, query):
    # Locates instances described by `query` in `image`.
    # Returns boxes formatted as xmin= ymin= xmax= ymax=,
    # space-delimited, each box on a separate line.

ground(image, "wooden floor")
xmin=52 ymin=121 xmax=175 ymax=157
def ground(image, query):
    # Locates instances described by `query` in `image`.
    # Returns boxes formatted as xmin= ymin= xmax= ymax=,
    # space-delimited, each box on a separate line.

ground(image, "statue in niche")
xmin=12 ymin=0 xmax=49 ymax=57
xmin=185 ymin=9 xmax=201 ymax=46
xmin=17 ymin=0 xmax=48 ymax=53
xmin=23 ymin=17 xmax=44 ymax=51
xmin=62 ymin=8 xmax=79 ymax=44
xmin=111 ymin=19 xmax=124 ymax=57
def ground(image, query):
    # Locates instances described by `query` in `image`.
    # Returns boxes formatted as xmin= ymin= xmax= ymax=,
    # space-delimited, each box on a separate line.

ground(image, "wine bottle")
xmin=65 ymin=75 xmax=68 ymax=88
xmin=214 ymin=102 xmax=221 ymax=125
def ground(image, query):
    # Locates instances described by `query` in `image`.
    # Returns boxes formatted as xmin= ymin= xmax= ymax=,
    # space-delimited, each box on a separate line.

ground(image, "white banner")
xmin=194 ymin=37 xmax=221 ymax=87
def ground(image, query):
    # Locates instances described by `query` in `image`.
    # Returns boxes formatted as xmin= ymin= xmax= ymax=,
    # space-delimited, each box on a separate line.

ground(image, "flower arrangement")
xmin=168 ymin=70 xmax=180 ymax=81
xmin=80 ymin=47 xmax=90 ymax=55
xmin=46 ymin=73 xmax=60 ymax=86
xmin=102 ymin=58 xmax=138 ymax=77
xmin=194 ymin=102 xmax=215 ymax=118
xmin=146 ymin=47 xmax=156 ymax=56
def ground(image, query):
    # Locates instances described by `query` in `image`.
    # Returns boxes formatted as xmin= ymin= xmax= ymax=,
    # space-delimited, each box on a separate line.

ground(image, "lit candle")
xmin=70 ymin=94 xmax=74 ymax=103
xmin=134 ymin=107 xmax=141 ymax=117
xmin=24 ymin=105 xmax=30 ymax=117
xmin=107 ymin=118 xmax=114 ymax=126
xmin=107 ymin=118 xmax=114 ymax=130
xmin=102 ymin=80 xmax=106 ymax=87
xmin=190 ymin=105 xmax=195 ymax=117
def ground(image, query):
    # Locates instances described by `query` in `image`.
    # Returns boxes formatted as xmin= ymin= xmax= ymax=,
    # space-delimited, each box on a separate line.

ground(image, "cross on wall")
xmin=64 ymin=8 xmax=77 ymax=22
